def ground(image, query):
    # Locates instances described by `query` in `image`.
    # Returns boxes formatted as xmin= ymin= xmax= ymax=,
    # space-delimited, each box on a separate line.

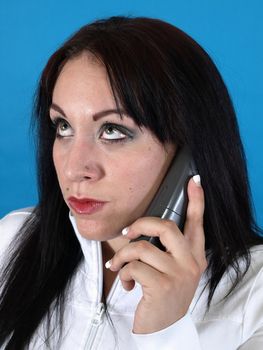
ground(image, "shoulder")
xmin=196 ymin=244 xmax=263 ymax=314
xmin=247 ymin=244 xmax=263 ymax=277
xmin=225 ymin=244 xmax=263 ymax=295
xmin=0 ymin=208 xmax=34 ymax=258
xmin=221 ymin=245 xmax=263 ymax=322
xmin=193 ymin=245 xmax=263 ymax=332
xmin=238 ymin=245 xmax=263 ymax=339
xmin=222 ymin=245 xmax=263 ymax=286
xmin=245 ymin=244 xmax=263 ymax=291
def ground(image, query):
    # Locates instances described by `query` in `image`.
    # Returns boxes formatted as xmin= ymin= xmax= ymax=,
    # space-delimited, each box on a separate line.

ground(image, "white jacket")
xmin=1 ymin=208 xmax=263 ymax=349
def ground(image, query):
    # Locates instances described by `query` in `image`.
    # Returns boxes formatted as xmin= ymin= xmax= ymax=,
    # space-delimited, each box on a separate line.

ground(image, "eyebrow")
xmin=50 ymin=103 xmax=126 ymax=121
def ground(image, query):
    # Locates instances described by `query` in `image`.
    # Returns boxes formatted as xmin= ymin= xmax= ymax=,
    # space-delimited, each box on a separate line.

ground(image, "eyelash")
xmin=50 ymin=117 xmax=134 ymax=143
xmin=51 ymin=117 xmax=70 ymax=138
xmin=100 ymin=122 xmax=134 ymax=143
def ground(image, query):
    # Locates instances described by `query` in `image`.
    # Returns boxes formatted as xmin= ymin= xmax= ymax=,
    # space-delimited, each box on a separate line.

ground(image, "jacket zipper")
xmin=84 ymin=242 xmax=120 ymax=349
xmin=84 ymin=302 xmax=105 ymax=349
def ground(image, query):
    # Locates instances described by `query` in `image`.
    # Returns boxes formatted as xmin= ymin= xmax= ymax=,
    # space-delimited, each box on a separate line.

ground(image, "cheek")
xmin=117 ymin=152 xmax=169 ymax=207
xmin=53 ymin=143 xmax=65 ymax=186
xmin=53 ymin=144 xmax=59 ymax=174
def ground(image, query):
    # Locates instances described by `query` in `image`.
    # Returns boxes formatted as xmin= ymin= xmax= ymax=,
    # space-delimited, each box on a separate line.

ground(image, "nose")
xmin=64 ymin=139 xmax=105 ymax=183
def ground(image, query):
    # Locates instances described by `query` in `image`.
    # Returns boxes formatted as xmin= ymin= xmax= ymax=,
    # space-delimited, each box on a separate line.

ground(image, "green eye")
xmin=52 ymin=117 xmax=73 ymax=137
xmin=100 ymin=123 xmax=133 ymax=143
xmin=102 ymin=125 xmax=126 ymax=140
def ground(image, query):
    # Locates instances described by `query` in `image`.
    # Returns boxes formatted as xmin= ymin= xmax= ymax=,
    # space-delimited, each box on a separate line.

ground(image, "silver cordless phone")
xmin=131 ymin=147 xmax=197 ymax=250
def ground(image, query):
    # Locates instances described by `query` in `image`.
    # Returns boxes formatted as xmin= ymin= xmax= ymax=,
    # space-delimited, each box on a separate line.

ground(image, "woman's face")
xmin=50 ymin=53 xmax=175 ymax=242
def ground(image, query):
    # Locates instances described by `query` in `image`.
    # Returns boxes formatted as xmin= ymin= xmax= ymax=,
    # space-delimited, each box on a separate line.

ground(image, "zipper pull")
xmin=91 ymin=302 xmax=105 ymax=326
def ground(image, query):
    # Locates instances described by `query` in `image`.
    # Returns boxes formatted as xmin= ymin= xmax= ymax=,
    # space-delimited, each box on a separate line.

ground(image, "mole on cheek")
xmin=129 ymin=187 xmax=133 ymax=192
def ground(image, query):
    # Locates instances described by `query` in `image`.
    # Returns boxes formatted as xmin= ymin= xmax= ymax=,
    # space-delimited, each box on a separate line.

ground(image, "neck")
xmin=104 ymin=234 xmax=129 ymax=253
xmin=101 ymin=235 xmax=128 ymax=299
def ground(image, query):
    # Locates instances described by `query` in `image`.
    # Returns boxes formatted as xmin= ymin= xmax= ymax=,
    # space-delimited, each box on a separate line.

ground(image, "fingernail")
xmin=122 ymin=227 xmax=129 ymax=235
xmin=193 ymin=174 xmax=201 ymax=187
xmin=105 ymin=260 xmax=112 ymax=269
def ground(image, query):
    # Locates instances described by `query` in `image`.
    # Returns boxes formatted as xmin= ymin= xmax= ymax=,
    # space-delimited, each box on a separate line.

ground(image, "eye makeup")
xmin=50 ymin=115 xmax=136 ymax=144
xmin=51 ymin=117 xmax=73 ymax=138
xmin=99 ymin=122 xmax=135 ymax=143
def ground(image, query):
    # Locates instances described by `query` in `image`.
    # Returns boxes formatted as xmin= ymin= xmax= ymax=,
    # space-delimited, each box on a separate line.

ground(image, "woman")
xmin=0 ymin=16 xmax=262 ymax=349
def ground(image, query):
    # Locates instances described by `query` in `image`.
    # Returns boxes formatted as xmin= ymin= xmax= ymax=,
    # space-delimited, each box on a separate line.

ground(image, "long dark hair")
xmin=0 ymin=16 xmax=262 ymax=349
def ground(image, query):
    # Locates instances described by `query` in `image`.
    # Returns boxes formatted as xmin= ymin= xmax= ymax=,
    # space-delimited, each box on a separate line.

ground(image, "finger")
xmin=121 ymin=217 xmax=197 ymax=268
xmin=122 ymin=217 xmax=188 ymax=256
xmin=119 ymin=260 xmax=165 ymax=292
xmin=106 ymin=239 xmax=173 ymax=274
xmin=184 ymin=176 xmax=206 ymax=269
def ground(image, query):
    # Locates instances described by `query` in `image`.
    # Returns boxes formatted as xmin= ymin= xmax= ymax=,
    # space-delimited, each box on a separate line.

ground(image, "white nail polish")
xmin=122 ymin=227 xmax=129 ymax=235
xmin=193 ymin=174 xmax=201 ymax=187
xmin=105 ymin=260 xmax=112 ymax=269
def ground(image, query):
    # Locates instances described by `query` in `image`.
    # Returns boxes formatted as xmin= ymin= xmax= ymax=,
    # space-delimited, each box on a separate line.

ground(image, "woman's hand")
xmin=106 ymin=176 xmax=207 ymax=334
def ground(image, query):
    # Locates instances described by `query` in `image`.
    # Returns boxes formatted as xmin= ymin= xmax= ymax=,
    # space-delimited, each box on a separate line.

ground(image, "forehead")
xmin=52 ymin=53 xmax=116 ymax=113
xmin=55 ymin=53 xmax=106 ymax=86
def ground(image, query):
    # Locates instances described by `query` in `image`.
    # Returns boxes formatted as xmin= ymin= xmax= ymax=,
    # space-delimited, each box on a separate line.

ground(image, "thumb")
xmin=184 ymin=175 xmax=206 ymax=264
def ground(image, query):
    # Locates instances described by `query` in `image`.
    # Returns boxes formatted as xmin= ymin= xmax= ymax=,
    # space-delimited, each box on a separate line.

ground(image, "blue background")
xmin=0 ymin=0 xmax=262 ymax=227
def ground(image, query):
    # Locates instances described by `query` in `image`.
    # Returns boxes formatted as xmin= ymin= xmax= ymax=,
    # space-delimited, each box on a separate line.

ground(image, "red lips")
xmin=68 ymin=196 xmax=107 ymax=215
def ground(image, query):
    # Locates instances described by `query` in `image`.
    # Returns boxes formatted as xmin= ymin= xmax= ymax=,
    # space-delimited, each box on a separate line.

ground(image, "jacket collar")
xmin=68 ymin=211 xmax=142 ymax=311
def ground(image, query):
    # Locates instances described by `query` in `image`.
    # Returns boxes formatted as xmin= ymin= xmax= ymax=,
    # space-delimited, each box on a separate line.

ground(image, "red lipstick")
xmin=68 ymin=197 xmax=107 ymax=215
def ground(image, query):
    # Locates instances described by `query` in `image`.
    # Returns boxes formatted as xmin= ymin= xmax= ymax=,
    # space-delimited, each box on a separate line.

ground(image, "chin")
xmin=74 ymin=216 xmax=121 ymax=241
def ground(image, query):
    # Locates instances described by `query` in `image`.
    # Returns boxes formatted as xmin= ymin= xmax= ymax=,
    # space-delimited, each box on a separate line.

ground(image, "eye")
xmin=100 ymin=123 xmax=133 ymax=142
xmin=52 ymin=117 xmax=73 ymax=138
